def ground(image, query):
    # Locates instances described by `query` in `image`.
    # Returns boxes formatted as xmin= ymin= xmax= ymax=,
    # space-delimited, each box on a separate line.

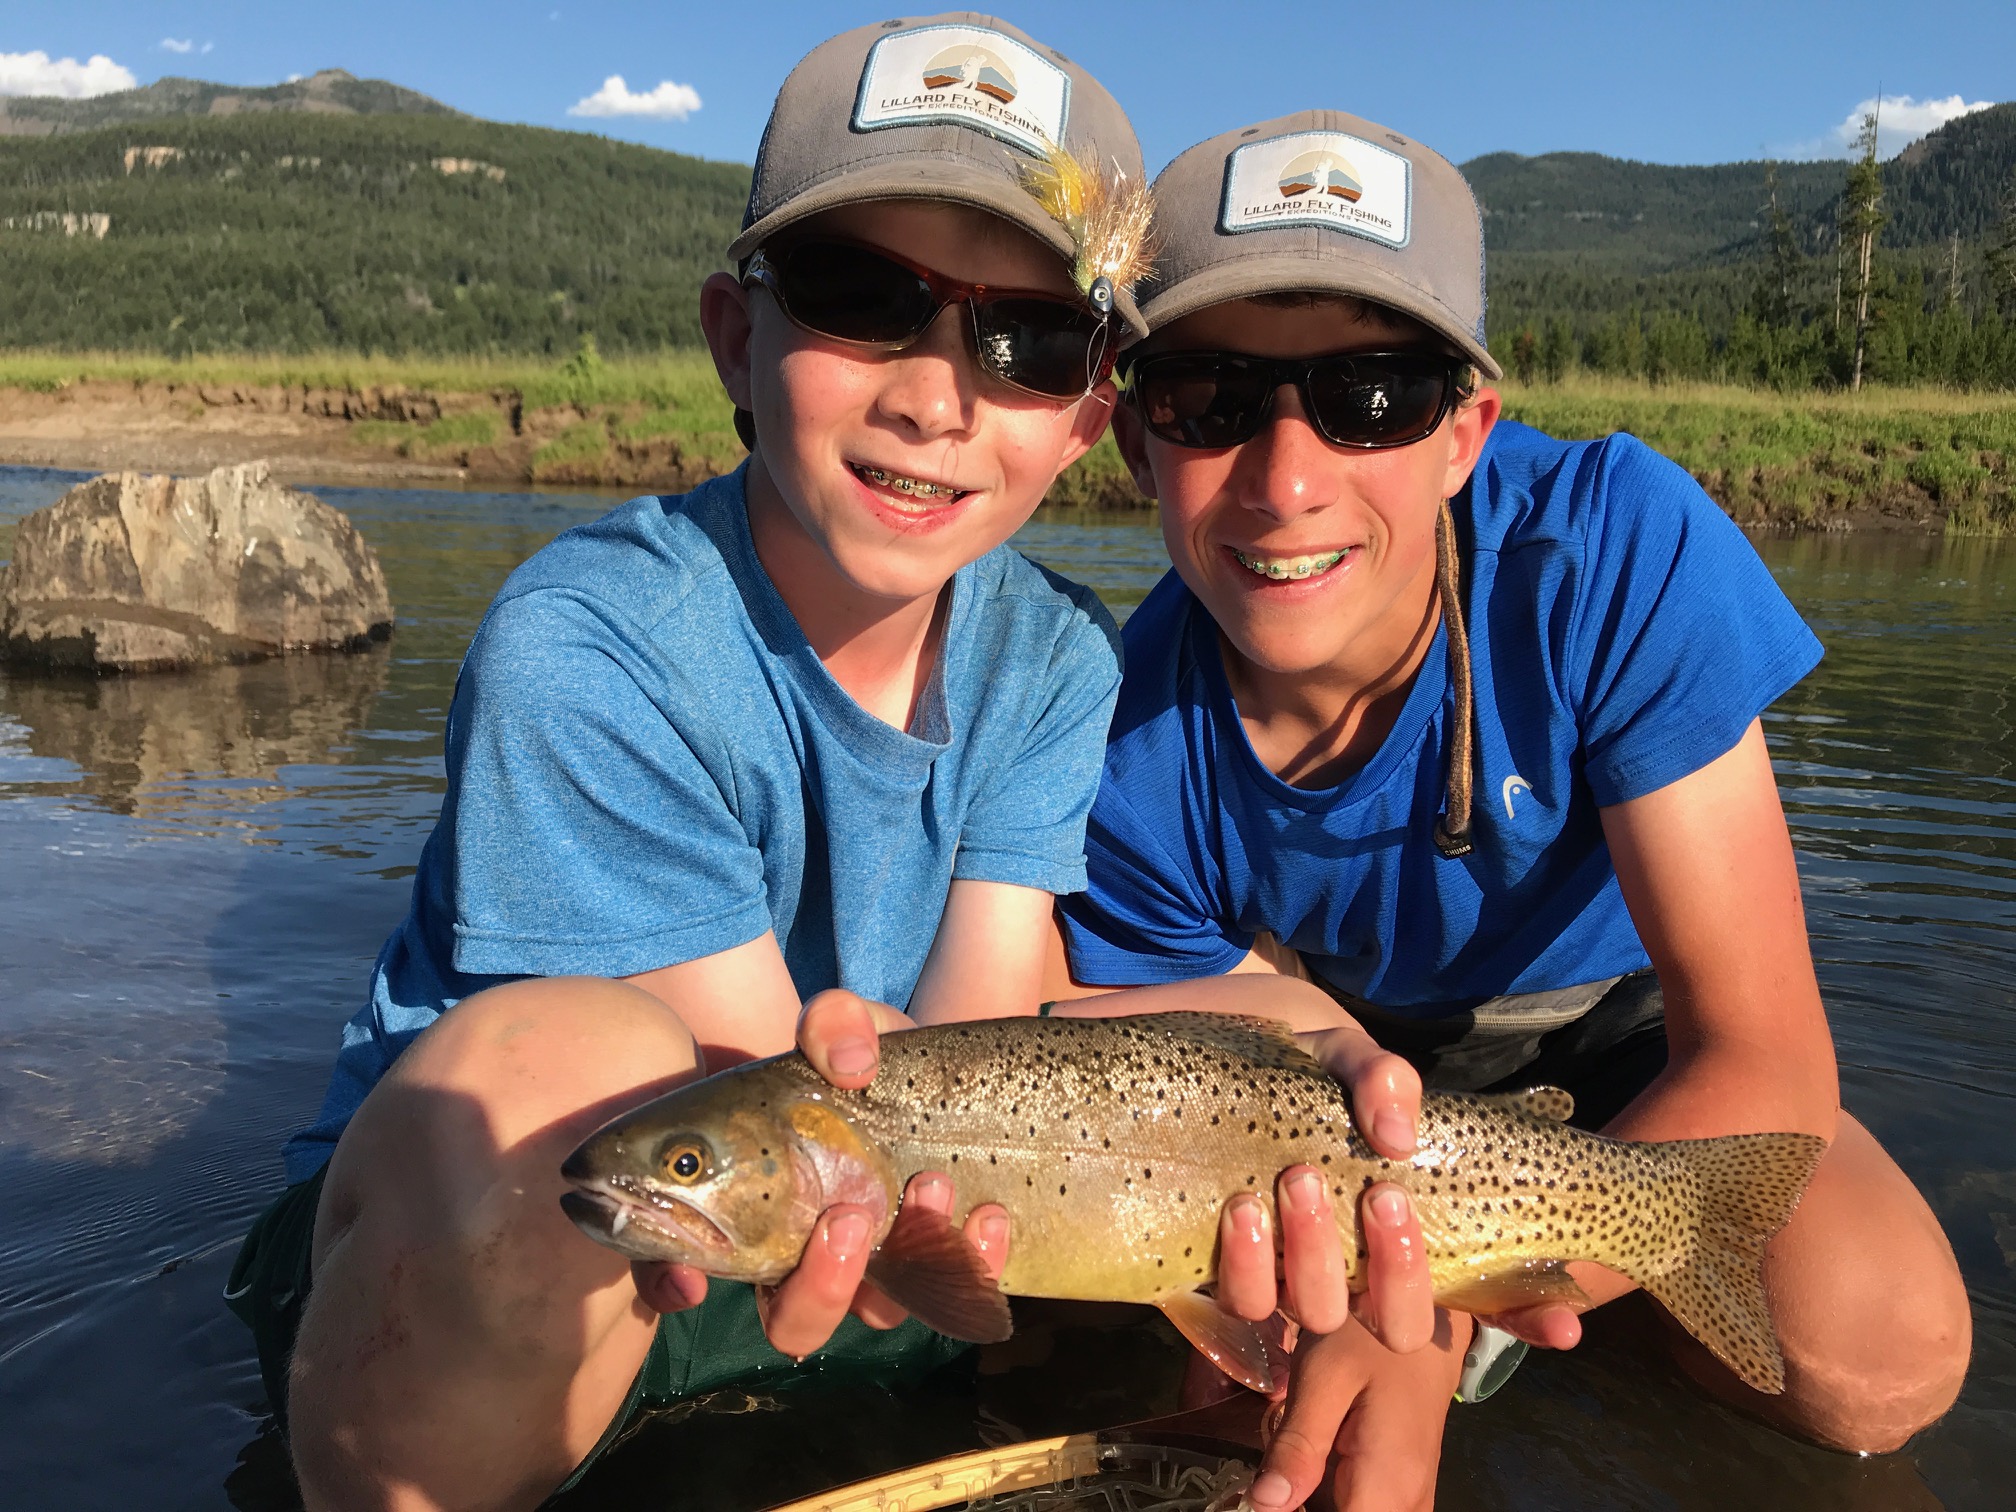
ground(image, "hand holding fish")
xmin=629 ymin=989 xmax=1014 ymax=1360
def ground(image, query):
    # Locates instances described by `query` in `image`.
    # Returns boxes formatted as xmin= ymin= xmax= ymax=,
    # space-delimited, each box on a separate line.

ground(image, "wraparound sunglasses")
xmin=744 ymin=238 xmax=1116 ymax=401
xmin=1123 ymin=349 xmax=1477 ymax=450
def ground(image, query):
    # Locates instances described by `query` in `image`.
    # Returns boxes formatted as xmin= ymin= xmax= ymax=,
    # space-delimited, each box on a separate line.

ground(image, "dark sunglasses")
xmin=1123 ymin=349 xmax=1476 ymax=450
xmin=744 ymin=238 xmax=1114 ymax=402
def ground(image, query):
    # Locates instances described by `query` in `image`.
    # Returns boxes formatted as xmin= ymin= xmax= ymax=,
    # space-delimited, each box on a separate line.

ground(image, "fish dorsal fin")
xmin=1115 ymin=1012 xmax=1322 ymax=1072
xmin=1474 ymin=1087 xmax=1577 ymax=1123
xmin=1154 ymin=1290 xmax=1278 ymax=1394
xmin=863 ymin=1198 xmax=1013 ymax=1346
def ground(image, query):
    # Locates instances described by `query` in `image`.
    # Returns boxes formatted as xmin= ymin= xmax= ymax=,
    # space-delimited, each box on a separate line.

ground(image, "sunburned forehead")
xmin=1146 ymin=292 xmax=1455 ymax=362
xmin=784 ymin=198 xmax=1078 ymax=298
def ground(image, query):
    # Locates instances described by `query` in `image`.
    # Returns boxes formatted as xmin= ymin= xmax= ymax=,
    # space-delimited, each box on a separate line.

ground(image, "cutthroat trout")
xmin=561 ymin=1014 xmax=1825 ymax=1394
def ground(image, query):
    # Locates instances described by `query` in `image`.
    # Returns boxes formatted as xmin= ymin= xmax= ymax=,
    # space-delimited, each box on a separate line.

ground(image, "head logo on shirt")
xmin=1502 ymin=774 xmax=1533 ymax=819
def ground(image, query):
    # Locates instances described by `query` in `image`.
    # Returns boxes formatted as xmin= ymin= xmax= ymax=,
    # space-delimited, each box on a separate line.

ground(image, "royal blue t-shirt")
xmin=1059 ymin=421 xmax=1822 ymax=1015
xmin=287 ymin=467 xmax=1122 ymax=1181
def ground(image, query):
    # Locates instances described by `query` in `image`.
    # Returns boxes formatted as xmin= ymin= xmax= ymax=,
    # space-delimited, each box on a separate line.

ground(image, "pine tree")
xmin=1752 ymin=165 xmax=1803 ymax=329
xmin=1989 ymin=166 xmax=2016 ymax=321
xmin=1840 ymin=108 xmax=1888 ymax=389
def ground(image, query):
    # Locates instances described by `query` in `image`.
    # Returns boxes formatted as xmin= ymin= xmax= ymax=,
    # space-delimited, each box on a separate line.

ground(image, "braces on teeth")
xmin=861 ymin=465 xmax=959 ymax=500
xmin=1234 ymin=548 xmax=1350 ymax=580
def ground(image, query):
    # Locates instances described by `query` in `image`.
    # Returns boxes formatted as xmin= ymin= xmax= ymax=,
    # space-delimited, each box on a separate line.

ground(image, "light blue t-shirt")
xmin=1060 ymin=421 xmax=1823 ymax=1015
xmin=287 ymin=467 xmax=1121 ymax=1181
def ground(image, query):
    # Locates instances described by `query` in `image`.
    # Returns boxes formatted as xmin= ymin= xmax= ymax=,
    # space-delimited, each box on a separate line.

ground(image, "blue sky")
xmin=4 ymin=2 xmax=2009 ymax=172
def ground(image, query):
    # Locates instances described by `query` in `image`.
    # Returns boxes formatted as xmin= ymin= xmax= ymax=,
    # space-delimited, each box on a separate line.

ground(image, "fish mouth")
xmin=561 ymin=1179 xmax=735 ymax=1261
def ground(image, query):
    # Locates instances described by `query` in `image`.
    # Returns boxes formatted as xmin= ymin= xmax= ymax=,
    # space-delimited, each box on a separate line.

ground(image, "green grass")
xmin=8 ymin=350 xmax=2013 ymax=526
xmin=1498 ymin=376 xmax=2016 ymax=531
xmin=0 ymin=346 xmax=737 ymax=416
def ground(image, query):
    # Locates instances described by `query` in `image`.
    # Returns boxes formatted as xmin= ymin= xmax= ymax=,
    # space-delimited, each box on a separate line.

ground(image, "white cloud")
xmin=568 ymin=74 xmax=701 ymax=121
xmin=0 ymin=50 xmax=137 ymax=99
xmin=160 ymin=38 xmax=194 ymax=54
xmin=1780 ymin=93 xmax=1999 ymax=161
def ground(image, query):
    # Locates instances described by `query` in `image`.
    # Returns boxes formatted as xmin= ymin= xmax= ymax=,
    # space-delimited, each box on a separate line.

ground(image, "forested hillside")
xmin=0 ymin=78 xmax=2008 ymax=386
xmin=0 ymin=112 xmax=749 ymax=353
xmin=1471 ymin=103 xmax=2016 ymax=387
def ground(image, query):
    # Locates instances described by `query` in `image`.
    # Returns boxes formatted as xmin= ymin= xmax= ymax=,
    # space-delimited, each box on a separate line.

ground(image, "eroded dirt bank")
xmin=0 ymin=380 xmax=734 ymax=493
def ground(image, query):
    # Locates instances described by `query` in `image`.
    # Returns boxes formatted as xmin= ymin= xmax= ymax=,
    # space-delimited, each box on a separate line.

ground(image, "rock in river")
xmin=0 ymin=460 xmax=393 ymax=672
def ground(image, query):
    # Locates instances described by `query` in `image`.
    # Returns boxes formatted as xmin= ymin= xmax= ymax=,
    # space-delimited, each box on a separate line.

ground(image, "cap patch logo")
xmin=1278 ymin=149 xmax=1362 ymax=202
xmin=853 ymin=24 xmax=1068 ymax=157
xmin=1222 ymin=131 xmax=1410 ymax=248
xmin=922 ymin=44 xmax=1017 ymax=104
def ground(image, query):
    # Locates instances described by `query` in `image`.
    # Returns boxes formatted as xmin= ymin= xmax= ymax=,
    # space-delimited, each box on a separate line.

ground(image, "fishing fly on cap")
xmin=1021 ymin=139 xmax=1157 ymax=319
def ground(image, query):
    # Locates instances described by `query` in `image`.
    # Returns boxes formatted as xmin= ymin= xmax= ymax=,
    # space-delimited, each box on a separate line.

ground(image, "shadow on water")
xmin=0 ymin=466 xmax=2008 ymax=1508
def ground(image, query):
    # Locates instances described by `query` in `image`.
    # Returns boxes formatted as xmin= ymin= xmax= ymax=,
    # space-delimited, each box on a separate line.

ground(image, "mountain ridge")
xmin=0 ymin=69 xmax=458 ymax=137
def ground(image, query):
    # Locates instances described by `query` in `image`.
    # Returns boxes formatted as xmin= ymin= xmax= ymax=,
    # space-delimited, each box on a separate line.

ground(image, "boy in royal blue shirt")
xmin=1052 ymin=110 xmax=1971 ymax=1511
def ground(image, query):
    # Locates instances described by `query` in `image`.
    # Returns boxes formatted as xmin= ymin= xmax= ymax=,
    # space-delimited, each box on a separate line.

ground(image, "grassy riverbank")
xmin=0 ymin=351 xmax=2010 ymax=527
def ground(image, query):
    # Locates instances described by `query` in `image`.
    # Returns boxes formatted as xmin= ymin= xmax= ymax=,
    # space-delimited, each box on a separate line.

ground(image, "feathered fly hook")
xmin=1020 ymin=138 xmax=1156 ymax=320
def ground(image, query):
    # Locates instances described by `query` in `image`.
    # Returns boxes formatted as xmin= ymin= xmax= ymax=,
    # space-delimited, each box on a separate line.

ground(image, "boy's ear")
xmin=1109 ymin=397 xmax=1161 ymax=503
xmin=700 ymin=271 xmax=756 ymax=410
xmin=1052 ymin=381 xmax=1119 ymax=473
xmin=1441 ymin=386 xmax=1502 ymax=501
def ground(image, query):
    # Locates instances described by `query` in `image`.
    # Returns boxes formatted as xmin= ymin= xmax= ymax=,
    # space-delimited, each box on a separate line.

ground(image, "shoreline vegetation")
xmin=0 ymin=348 xmax=2011 ymax=531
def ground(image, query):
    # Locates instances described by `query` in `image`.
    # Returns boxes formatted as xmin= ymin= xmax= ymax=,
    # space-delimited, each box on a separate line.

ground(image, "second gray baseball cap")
xmin=729 ymin=13 xmax=1148 ymax=335
xmin=1138 ymin=109 xmax=1500 ymax=378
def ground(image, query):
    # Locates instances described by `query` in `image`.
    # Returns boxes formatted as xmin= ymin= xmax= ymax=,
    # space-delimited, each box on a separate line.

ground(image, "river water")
xmin=0 ymin=466 xmax=2009 ymax=1510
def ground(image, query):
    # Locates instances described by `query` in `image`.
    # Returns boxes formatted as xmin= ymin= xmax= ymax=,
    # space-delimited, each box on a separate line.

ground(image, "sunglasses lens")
xmin=976 ymin=299 xmax=1110 ymax=398
xmin=1134 ymin=357 xmax=1272 ymax=448
xmin=1306 ymin=357 xmax=1452 ymax=446
xmin=772 ymin=242 xmax=936 ymax=343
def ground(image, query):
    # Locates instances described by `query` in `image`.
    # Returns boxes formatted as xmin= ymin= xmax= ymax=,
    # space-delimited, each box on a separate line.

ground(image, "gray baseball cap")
xmin=729 ymin=13 xmax=1148 ymax=335
xmin=1137 ymin=109 xmax=1500 ymax=378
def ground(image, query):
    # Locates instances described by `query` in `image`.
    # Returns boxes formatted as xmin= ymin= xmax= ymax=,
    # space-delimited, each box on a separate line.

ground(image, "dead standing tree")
xmin=1839 ymin=105 xmax=1887 ymax=390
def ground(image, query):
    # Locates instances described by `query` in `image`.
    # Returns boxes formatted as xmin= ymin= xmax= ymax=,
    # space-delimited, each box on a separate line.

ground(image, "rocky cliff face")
xmin=0 ymin=460 xmax=393 ymax=671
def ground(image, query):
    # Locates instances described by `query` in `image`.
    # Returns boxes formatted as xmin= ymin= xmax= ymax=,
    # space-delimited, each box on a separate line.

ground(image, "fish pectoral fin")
xmin=1436 ymin=1260 xmax=1594 ymax=1317
xmin=1155 ymin=1291 xmax=1276 ymax=1395
xmin=862 ymin=1201 xmax=1013 ymax=1345
xmin=1473 ymin=1087 xmax=1576 ymax=1123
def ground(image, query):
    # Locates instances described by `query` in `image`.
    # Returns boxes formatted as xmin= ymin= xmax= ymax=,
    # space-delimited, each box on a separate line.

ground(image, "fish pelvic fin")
xmin=1436 ymin=1259 xmax=1593 ymax=1317
xmin=1155 ymin=1291 xmax=1277 ymax=1394
xmin=862 ymin=1198 xmax=1013 ymax=1345
xmin=1631 ymin=1131 xmax=1828 ymax=1395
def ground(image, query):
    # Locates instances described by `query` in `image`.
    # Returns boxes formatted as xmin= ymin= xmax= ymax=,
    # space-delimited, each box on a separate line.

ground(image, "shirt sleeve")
xmin=953 ymin=583 xmax=1123 ymax=895
xmin=1058 ymin=752 xmax=1254 ymax=985
xmin=1571 ymin=435 xmax=1825 ymax=807
xmin=441 ymin=588 xmax=775 ymax=978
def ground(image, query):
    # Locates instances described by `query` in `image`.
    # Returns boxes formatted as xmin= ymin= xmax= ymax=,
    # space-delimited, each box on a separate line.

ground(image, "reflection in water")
xmin=0 ymin=469 xmax=2009 ymax=1511
xmin=0 ymin=646 xmax=391 ymax=833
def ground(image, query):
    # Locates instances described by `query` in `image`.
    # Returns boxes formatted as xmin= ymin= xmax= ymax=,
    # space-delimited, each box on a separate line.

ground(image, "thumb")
xmin=797 ymin=989 xmax=909 ymax=1089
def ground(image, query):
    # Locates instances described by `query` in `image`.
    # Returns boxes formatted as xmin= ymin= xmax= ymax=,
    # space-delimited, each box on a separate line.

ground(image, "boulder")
xmin=0 ymin=460 xmax=393 ymax=672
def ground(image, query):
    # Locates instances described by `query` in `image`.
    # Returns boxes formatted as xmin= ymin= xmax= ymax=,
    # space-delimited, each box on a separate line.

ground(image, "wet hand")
xmin=1249 ymin=1310 xmax=1468 ymax=1512
xmin=749 ymin=991 xmax=1010 ymax=1355
xmin=1215 ymin=1022 xmax=1433 ymax=1354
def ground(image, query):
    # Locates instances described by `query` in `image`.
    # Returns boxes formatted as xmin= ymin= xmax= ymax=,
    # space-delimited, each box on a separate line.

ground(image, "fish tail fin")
xmin=1628 ymin=1131 xmax=1827 ymax=1395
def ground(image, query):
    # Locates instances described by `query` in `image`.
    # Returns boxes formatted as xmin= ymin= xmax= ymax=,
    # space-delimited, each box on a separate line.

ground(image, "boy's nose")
xmin=1237 ymin=383 xmax=1341 ymax=522
xmin=872 ymin=304 xmax=980 ymax=439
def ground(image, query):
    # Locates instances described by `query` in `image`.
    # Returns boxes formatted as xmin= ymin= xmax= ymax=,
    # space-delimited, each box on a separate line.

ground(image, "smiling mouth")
xmin=851 ymin=463 xmax=971 ymax=509
xmin=1231 ymin=547 xmax=1354 ymax=581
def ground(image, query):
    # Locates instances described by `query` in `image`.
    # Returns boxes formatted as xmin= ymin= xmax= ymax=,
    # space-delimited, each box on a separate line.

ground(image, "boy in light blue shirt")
xmin=227 ymin=17 xmax=1160 ymax=1506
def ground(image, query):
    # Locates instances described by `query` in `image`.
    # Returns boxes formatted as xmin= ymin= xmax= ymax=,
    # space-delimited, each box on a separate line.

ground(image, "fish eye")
xmin=660 ymin=1138 xmax=710 ymax=1185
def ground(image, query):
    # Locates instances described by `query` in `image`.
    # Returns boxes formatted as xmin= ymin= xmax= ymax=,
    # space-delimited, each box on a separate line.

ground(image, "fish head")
xmin=559 ymin=1067 xmax=898 ymax=1284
